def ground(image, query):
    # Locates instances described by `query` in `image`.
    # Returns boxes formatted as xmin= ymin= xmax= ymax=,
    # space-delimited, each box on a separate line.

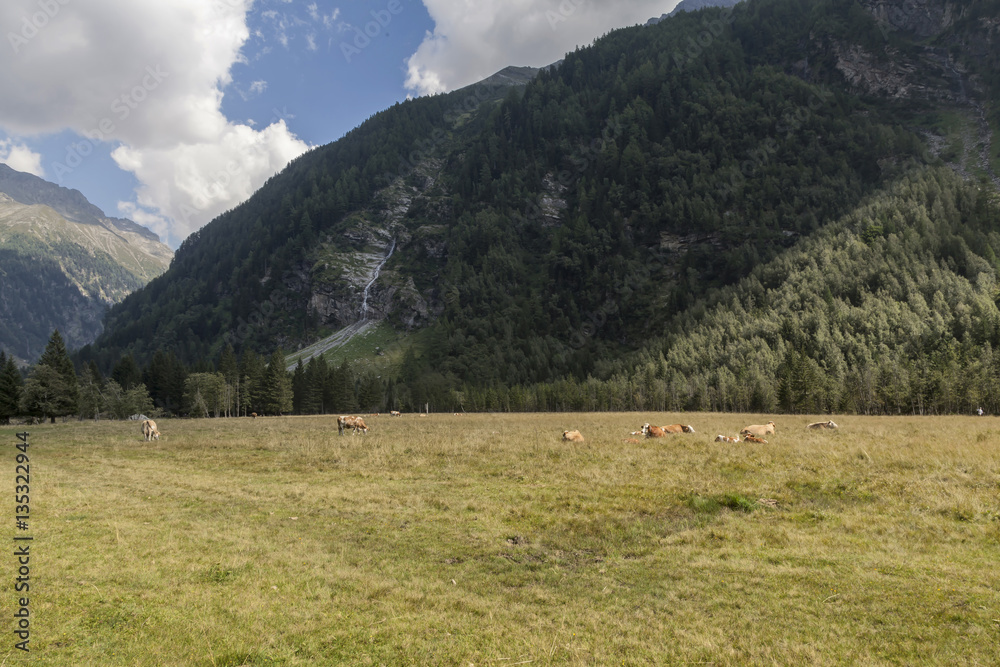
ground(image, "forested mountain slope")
xmin=79 ymin=0 xmax=1000 ymax=413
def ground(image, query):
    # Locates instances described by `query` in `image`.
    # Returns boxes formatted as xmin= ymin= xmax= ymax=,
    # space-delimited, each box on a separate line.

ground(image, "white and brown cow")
xmin=714 ymin=435 xmax=741 ymax=443
xmin=141 ymin=419 xmax=160 ymax=441
xmin=337 ymin=415 xmax=369 ymax=435
xmin=807 ymin=420 xmax=838 ymax=430
xmin=642 ymin=424 xmax=666 ymax=438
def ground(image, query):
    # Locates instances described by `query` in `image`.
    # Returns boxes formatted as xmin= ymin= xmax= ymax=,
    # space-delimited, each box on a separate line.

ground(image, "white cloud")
xmin=0 ymin=0 xmax=310 ymax=245
xmin=407 ymin=0 xmax=678 ymax=96
xmin=112 ymin=119 xmax=308 ymax=245
xmin=250 ymin=80 xmax=268 ymax=95
xmin=0 ymin=140 xmax=45 ymax=178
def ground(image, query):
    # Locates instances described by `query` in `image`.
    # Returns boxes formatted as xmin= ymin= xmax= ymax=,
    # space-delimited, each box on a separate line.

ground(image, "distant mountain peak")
xmin=0 ymin=162 xmax=161 ymax=243
xmin=647 ymin=0 xmax=743 ymax=25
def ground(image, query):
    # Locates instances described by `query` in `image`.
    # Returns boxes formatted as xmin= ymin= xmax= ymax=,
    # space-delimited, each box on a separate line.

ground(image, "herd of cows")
xmin=562 ymin=419 xmax=838 ymax=444
xmin=138 ymin=414 xmax=839 ymax=442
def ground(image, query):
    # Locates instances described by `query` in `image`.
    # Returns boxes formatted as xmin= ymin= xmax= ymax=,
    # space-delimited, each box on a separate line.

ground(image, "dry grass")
xmin=2 ymin=412 xmax=998 ymax=665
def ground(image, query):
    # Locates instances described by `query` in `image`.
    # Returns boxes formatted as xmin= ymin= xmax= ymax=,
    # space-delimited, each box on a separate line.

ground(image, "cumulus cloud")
xmin=0 ymin=140 xmax=45 ymax=177
xmin=112 ymin=119 xmax=308 ymax=243
xmin=0 ymin=0 xmax=310 ymax=245
xmin=407 ymin=0 xmax=677 ymax=96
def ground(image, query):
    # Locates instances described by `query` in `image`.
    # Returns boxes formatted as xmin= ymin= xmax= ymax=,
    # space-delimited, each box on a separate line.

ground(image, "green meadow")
xmin=2 ymin=413 xmax=997 ymax=665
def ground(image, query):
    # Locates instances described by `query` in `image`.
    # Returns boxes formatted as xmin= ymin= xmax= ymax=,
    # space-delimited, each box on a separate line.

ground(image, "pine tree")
xmin=0 ymin=352 xmax=23 ymax=425
xmin=240 ymin=349 xmax=266 ymax=416
xmin=261 ymin=350 xmax=292 ymax=416
xmin=22 ymin=330 xmax=79 ymax=423
xmin=292 ymin=359 xmax=307 ymax=414
xmin=111 ymin=353 xmax=143 ymax=390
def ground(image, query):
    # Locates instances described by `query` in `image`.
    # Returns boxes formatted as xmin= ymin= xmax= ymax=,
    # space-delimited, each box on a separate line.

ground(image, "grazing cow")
xmin=740 ymin=421 xmax=776 ymax=438
xmin=251 ymin=412 xmax=257 ymax=419
xmin=562 ymin=430 xmax=585 ymax=443
xmin=390 ymin=411 xmax=401 ymax=417
xmin=743 ymin=434 xmax=768 ymax=443
xmin=642 ymin=423 xmax=667 ymax=438
xmin=141 ymin=419 xmax=160 ymax=441
xmin=337 ymin=415 xmax=369 ymax=435
xmin=715 ymin=435 xmax=741 ymax=443
xmin=807 ymin=420 xmax=838 ymax=430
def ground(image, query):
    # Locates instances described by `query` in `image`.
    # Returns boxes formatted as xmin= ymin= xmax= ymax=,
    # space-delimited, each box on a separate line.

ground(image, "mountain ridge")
xmin=0 ymin=165 xmax=173 ymax=362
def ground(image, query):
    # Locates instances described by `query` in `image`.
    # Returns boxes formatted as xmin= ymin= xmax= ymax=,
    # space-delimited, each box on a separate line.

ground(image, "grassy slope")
xmin=4 ymin=414 xmax=997 ymax=665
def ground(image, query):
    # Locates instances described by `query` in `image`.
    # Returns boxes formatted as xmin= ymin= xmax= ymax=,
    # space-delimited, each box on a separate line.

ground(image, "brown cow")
xmin=337 ymin=415 xmax=369 ymax=435
xmin=623 ymin=438 xmax=641 ymax=444
xmin=141 ymin=419 xmax=160 ymax=441
xmin=807 ymin=420 xmax=838 ymax=430
xmin=662 ymin=424 xmax=696 ymax=433
xmin=251 ymin=412 xmax=257 ymax=419
xmin=740 ymin=421 xmax=776 ymax=438
xmin=562 ymin=430 xmax=584 ymax=443
xmin=742 ymin=434 xmax=768 ymax=444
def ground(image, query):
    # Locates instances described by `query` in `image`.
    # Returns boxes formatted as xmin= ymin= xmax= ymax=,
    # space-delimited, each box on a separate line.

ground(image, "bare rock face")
xmin=832 ymin=44 xmax=925 ymax=99
xmin=859 ymin=0 xmax=964 ymax=39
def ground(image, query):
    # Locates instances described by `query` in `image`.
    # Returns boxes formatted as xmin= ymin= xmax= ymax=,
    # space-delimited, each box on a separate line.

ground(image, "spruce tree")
xmin=261 ymin=350 xmax=292 ymax=416
xmin=0 ymin=352 xmax=23 ymax=425
xmin=22 ymin=330 xmax=79 ymax=423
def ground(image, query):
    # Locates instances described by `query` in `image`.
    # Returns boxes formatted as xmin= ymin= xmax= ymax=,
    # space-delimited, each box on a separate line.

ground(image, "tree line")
xmin=0 ymin=334 xmax=400 ymax=424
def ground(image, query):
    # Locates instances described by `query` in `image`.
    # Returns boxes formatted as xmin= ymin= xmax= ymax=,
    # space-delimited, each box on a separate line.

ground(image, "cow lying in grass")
xmin=642 ymin=423 xmax=695 ymax=437
xmin=807 ymin=420 xmax=838 ymax=430
xmin=740 ymin=421 xmax=776 ymax=438
xmin=337 ymin=415 xmax=369 ymax=435
xmin=562 ymin=430 xmax=585 ymax=442
xmin=141 ymin=419 xmax=160 ymax=441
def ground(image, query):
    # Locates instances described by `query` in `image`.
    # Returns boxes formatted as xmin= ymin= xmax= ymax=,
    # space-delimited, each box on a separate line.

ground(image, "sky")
xmin=0 ymin=0 xmax=678 ymax=248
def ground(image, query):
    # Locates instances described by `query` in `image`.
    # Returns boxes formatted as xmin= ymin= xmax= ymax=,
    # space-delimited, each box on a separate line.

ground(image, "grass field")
xmin=2 ymin=413 xmax=998 ymax=665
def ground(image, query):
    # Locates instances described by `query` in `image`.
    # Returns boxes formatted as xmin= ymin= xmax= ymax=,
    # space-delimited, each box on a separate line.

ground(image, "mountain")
xmin=80 ymin=0 xmax=1000 ymax=414
xmin=0 ymin=166 xmax=172 ymax=362
xmin=646 ymin=0 xmax=744 ymax=25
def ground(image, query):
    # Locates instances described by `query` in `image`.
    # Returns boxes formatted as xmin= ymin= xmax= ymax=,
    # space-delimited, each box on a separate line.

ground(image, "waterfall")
xmin=360 ymin=238 xmax=396 ymax=321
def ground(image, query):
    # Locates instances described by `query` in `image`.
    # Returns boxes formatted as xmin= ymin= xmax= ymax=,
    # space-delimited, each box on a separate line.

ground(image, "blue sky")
xmin=0 ymin=0 xmax=677 ymax=248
